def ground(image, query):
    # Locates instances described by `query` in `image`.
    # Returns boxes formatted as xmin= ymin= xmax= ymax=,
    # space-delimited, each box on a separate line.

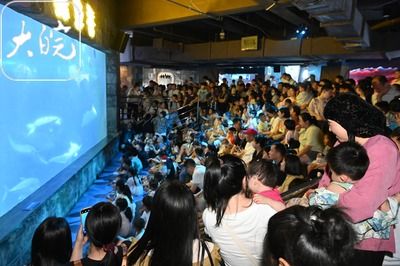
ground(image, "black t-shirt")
xmin=70 ymin=246 xmax=123 ymax=266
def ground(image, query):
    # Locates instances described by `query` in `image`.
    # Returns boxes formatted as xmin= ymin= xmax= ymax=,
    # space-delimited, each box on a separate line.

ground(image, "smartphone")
xmin=80 ymin=207 xmax=91 ymax=234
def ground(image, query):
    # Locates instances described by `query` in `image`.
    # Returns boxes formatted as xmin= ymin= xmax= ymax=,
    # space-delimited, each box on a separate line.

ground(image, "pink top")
xmin=258 ymin=188 xmax=284 ymax=203
xmin=319 ymin=135 xmax=400 ymax=252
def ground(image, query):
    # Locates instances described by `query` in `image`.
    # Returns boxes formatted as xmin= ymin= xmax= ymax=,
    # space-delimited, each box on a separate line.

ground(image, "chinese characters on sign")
xmin=7 ymin=20 xmax=76 ymax=60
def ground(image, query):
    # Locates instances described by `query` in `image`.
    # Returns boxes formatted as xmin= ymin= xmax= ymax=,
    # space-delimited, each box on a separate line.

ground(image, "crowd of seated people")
xmin=30 ymin=72 xmax=400 ymax=266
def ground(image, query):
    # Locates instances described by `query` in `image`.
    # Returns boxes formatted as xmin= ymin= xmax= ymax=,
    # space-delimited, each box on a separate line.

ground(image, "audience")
xmin=32 ymin=72 xmax=400 ymax=266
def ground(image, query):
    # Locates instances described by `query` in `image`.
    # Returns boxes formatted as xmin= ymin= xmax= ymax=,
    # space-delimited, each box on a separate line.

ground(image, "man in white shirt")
xmin=184 ymin=159 xmax=206 ymax=194
xmin=238 ymin=128 xmax=257 ymax=165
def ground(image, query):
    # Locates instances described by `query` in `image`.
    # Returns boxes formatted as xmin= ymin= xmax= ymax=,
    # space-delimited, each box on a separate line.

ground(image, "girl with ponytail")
xmin=114 ymin=179 xmax=136 ymax=216
xmin=115 ymin=198 xmax=133 ymax=238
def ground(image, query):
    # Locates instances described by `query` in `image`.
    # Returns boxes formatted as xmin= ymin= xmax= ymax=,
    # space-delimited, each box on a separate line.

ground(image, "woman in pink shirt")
xmin=321 ymin=93 xmax=400 ymax=266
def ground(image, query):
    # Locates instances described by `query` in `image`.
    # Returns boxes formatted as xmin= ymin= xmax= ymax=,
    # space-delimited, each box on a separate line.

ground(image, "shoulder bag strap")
xmin=201 ymin=240 xmax=214 ymax=266
xmin=199 ymin=239 xmax=206 ymax=266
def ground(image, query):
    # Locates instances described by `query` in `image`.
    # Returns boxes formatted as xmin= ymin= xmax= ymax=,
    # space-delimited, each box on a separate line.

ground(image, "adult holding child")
xmin=202 ymin=155 xmax=276 ymax=266
xmin=320 ymin=93 xmax=400 ymax=266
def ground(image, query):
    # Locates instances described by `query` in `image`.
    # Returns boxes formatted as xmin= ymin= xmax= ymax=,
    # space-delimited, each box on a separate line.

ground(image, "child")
xmin=126 ymin=168 xmax=144 ymax=197
xmin=226 ymin=127 xmax=237 ymax=145
xmin=307 ymin=132 xmax=335 ymax=175
xmin=309 ymin=141 xmax=399 ymax=240
xmin=133 ymin=218 xmax=146 ymax=240
xmin=140 ymin=195 xmax=152 ymax=228
xmin=248 ymin=159 xmax=285 ymax=211
xmin=115 ymin=198 xmax=133 ymax=238
xmin=282 ymin=119 xmax=297 ymax=145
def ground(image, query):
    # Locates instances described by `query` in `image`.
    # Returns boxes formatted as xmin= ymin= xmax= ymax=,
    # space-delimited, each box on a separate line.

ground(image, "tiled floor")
xmin=65 ymin=153 xmax=146 ymax=241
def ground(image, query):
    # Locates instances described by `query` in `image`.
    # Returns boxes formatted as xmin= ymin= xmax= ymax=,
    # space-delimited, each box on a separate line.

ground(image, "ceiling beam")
xmin=255 ymin=12 xmax=287 ymax=28
xmin=118 ymin=0 xmax=265 ymax=29
xmin=269 ymin=6 xmax=311 ymax=27
xmin=202 ymin=18 xmax=248 ymax=36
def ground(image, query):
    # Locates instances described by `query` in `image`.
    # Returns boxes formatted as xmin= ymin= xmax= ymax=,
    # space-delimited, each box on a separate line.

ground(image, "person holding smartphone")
xmin=70 ymin=202 xmax=131 ymax=266
xmin=80 ymin=207 xmax=91 ymax=235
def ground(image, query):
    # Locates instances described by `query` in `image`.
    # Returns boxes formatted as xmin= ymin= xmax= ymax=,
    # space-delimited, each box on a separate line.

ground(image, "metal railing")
xmin=119 ymin=95 xmax=200 ymax=129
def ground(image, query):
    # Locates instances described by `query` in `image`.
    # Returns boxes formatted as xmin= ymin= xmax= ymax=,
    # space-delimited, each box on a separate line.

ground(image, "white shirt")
xmin=114 ymin=194 xmax=136 ymax=217
xmin=203 ymin=203 xmax=276 ymax=266
xmin=372 ymin=87 xmax=399 ymax=105
xmin=192 ymin=165 xmax=206 ymax=190
xmin=119 ymin=211 xmax=132 ymax=238
xmin=141 ymin=210 xmax=151 ymax=228
xmin=127 ymin=176 xmax=144 ymax=196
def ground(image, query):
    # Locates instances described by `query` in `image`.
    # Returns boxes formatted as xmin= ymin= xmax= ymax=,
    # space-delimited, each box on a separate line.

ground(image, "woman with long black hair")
xmin=126 ymin=180 xmax=220 ymax=266
xmin=202 ymin=155 xmax=276 ymax=266
xmin=31 ymin=217 xmax=72 ymax=266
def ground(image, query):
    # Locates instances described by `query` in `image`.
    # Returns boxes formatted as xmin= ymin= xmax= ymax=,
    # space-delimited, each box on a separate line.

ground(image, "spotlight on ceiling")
xmin=219 ymin=29 xmax=226 ymax=40
xmin=295 ymin=26 xmax=308 ymax=39
xmin=266 ymin=0 xmax=278 ymax=11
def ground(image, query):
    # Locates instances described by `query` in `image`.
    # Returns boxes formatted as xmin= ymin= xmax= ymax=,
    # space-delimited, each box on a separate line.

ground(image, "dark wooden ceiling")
xmin=129 ymin=0 xmax=400 ymax=46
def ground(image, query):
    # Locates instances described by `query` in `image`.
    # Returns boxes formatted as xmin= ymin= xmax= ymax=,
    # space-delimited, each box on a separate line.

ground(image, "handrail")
xmin=119 ymin=95 xmax=201 ymax=130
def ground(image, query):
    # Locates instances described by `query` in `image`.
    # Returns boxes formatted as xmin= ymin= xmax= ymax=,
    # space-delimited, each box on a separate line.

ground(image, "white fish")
xmin=68 ymin=65 xmax=90 ymax=85
xmin=81 ymin=105 xmax=97 ymax=127
xmin=9 ymin=136 xmax=37 ymax=154
xmin=27 ymin=116 xmax=62 ymax=135
xmin=8 ymin=137 xmax=49 ymax=164
xmin=10 ymin=178 xmax=40 ymax=192
xmin=48 ymin=142 xmax=81 ymax=164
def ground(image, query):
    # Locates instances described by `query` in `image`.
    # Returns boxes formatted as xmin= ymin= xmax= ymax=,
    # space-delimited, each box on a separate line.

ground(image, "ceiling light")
xmin=266 ymin=1 xmax=278 ymax=11
xmin=219 ymin=29 xmax=226 ymax=40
